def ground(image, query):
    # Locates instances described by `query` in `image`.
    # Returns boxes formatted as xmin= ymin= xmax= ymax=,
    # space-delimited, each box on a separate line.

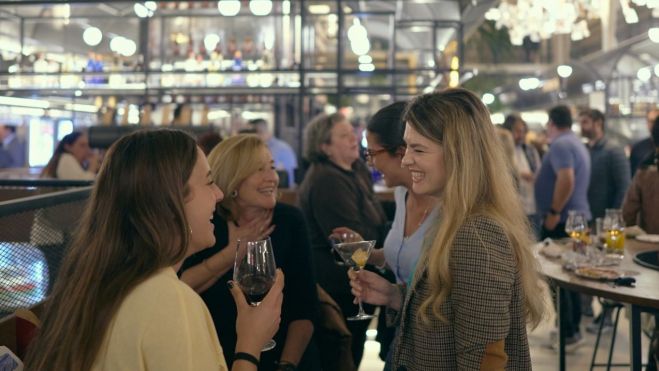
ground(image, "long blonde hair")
xmin=208 ymin=134 xmax=271 ymax=221
xmin=405 ymin=89 xmax=545 ymax=328
xmin=25 ymin=129 xmax=197 ymax=370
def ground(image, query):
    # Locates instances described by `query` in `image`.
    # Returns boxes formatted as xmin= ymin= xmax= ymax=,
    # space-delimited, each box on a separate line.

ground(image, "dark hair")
xmin=366 ymin=101 xmax=407 ymax=155
xmin=139 ymin=102 xmax=156 ymax=111
xmin=1 ymin=124 xmax=17 ymax=133
xmin=41 ymin=131 xmax=84 ymax=178
xmin=303 ymin=112 xmax=347 ymax=163
xmin=248 ymin=118 xmax=268 ymax=127
xmin=579 ymin=108 xmax=606 ymax=132
xmin=197 ymin=131 xmax=223 ymax=155
xmin=173 ymin=103 xmax=188 ymax=122
xmin=26 ymin=129 xmax=198 ymax=370
xmin=652 ymin=115 xmax=659 ymax=148
xmin=238 ymin=128 xmax=258 ymax=134
xmin=548 ymin=105 xmax=572 ymax=129
xmin=502 ymin=113 xmax=523 ymax=132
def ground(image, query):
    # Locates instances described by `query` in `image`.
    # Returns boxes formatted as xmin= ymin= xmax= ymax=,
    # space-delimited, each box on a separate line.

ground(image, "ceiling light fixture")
xmin=82 ymin=27 xmax=103 ymax=46
xmin=637 ymin=67 xmax=652 ymax=82
xmin=204 ymin=34 xmax=220 ymax=51
xmin=218 ymin=0 xmax=241 ymax=16
xmin=249 ymin=0 xmax=272 ymax=16
xmin=649 ymin=27 xmax=659 ymax=43
xmin=488 ymin=0 xmax=654 ymax=45
xmin=557 ymin=64 xmax=573 ymax=78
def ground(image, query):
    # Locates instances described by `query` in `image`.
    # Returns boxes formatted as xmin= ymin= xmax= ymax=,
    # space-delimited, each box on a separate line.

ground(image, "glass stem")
xmin=357 ymin=297 xmax=366 ymax=315
xmin=353 ymin=267 xmax=366 ymax=315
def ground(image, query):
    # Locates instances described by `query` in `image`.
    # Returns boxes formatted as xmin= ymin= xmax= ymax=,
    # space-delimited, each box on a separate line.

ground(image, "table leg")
xmin=628 ymin=304 xmax=641 ymax=371
xmin=558 ymin=285 xmax=566 ymax=371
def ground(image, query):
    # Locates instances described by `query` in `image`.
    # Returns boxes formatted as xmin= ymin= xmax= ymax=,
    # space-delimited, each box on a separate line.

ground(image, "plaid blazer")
xmin=391 ymin=216 xmax=532 ymax=370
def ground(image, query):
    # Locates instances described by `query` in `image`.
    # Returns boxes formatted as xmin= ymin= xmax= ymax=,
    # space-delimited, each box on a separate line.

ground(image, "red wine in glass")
xmin=234 ymin=237 xmax=277 ymax=351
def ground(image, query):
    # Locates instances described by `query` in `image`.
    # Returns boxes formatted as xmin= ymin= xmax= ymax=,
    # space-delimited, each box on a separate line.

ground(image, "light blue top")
xmin=383 ymin=186 xmax=439 ymax=285
xmin=535 ymin=131 xmax=592 ymax=222
xmin=267 ymin=137 xmax=298 ymax=187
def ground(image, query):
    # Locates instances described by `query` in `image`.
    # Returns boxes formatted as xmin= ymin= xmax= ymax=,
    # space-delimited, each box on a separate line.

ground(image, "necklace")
xmin=405 ymin=204 xmax=431 ymax=238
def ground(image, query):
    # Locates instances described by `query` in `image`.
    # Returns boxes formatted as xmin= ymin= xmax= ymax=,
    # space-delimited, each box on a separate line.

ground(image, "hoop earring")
xmin=231 ymin=190 xmax=238 ymax=198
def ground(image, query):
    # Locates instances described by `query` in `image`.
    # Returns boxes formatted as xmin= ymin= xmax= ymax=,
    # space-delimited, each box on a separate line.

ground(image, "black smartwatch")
xmin=548 ymin=207 xmax=560 ymax=216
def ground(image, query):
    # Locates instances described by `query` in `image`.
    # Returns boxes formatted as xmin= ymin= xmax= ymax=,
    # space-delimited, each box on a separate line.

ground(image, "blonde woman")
xmin=180 ymin=135 xmax=317 ymax=371
xmin=349 ymin=89 xmax=545 ymax=369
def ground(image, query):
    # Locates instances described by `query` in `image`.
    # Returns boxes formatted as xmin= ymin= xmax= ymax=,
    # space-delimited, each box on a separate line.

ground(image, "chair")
xmin=589 ymin=300 xmax=650 ymax=370
xmin=315 ymin=285 xmax=356 ymax=371
xmin=14 ymin=308 xmax=40 ymax=360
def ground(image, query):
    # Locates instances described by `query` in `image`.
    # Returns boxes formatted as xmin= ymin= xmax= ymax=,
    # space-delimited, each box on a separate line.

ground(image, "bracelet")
xmin=234 ymin=352 xmax=259 ymax=367
xmin=277 ymin=361 xmax=297 ymax=371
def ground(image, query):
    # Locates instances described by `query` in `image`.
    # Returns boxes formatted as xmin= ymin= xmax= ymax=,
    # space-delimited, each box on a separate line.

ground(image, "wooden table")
xmin=536 ymin=239 xmax=659 ymax=370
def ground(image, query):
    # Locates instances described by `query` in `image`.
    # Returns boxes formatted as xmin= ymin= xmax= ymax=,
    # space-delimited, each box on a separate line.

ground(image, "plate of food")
xmin=538 ymin=238 xmax=564 ymax=259
xmin=573 ymin=267 xmax=621 ymax=281
xmin=636 ymin=234 xmax=659 ymax=243
xmin=625 ymin=225 xmax=645 ymax=238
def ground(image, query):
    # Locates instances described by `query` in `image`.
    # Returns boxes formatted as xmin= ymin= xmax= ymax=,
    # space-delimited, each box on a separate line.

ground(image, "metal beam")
xmin=465 ymin=63 xmax=553 ymax=75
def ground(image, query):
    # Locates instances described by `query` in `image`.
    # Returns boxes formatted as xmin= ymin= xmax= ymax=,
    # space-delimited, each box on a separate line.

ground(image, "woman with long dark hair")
xmin=26 ymin=129 xmax=283 ymax=371
xmin=41 ymin=131 xmax=99 ymax=179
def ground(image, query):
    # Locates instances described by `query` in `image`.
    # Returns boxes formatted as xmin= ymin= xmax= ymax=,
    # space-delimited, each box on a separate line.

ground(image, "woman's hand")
xmin=348 ymin=269 xmax=402 ymax=310
xmin=229 ymin=210 xmax=275 ymax=246
xmin=231 ymin=269 xmax=284 ymax=355
xmin=330 ymin=227 xmax=363 ymax=242
xmin=88 ymin=152 xmax=101 ymax=173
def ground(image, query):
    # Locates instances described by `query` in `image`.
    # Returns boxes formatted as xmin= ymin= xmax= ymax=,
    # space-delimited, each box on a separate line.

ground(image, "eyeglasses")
xmin=363 ymin=148 xmax=389 ymax=161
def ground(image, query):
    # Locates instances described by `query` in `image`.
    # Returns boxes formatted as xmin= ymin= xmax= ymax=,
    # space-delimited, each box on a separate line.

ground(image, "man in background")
xmin=579 ymin=108 xmax=630 ymax=221
xmin=0 ymin=124 xmax=27 ymax=168
xmin=578 ymin=108 xmax=630 ymax=330
xmin=535 ymin=105 xmax=591 ymax=350
xmin=630 ymin=108 xmax=659 ymax=176
xmin=250 ymin=118 xmax=298 ymax=188
xmin=503 ymin=114 xmax=542 ymax=237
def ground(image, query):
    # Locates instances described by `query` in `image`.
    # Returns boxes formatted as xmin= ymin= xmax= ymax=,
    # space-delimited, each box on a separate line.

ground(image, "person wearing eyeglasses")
xmin=334 ymin=102 xmax=439 ymax=369
xmin=298 ymin=112 xmax=388 ymax=368
xmin=348 ymin=89 xmax=545 ymax=370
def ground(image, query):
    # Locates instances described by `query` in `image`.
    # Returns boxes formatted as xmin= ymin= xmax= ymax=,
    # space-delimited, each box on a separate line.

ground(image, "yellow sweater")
xmin=92 ymin=268 xmax=227 ymax=371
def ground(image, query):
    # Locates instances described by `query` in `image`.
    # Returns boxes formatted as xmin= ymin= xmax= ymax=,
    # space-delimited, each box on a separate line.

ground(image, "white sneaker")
xmin=550 ymin=333 xmax=585 ymax=353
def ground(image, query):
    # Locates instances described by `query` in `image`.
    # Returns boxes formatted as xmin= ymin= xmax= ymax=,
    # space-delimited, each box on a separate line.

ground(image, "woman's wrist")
xmin=202 ymin=249 xmax=230 ymax=275
xmin=235 ymin=341 xmax=262 ymax=361
xmin=234 ymin=352 xmax=259 ymax=367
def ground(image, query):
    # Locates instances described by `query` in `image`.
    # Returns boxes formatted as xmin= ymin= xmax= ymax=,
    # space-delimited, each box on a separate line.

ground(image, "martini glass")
xmin=332 ymin=239 xmax=376 ymax=321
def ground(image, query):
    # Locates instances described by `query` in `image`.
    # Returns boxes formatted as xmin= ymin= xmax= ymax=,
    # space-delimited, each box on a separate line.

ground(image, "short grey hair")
xmin=303 ymin=112 xmax=346 ymax=163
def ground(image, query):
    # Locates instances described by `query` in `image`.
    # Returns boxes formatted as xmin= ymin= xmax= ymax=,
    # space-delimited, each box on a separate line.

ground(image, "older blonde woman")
xmin=179 ymin=135 xmax=317 ymax=371
xmin=298 ymin=112 xmax=388 ymax=367
xmin=349 ymin=89 xmax=545 ymax=370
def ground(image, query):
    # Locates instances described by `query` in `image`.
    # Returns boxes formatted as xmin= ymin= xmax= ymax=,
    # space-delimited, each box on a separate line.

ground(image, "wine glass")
xmin=332 ymin=239 xmax=376 ymax=321
xmin=604 ymin=208 xmax=625 ymax=256
xmin=234 ymin=237 xmax=277 ymax=351
xmin=565 ymin=210 xmax=587 ymax=241
xmin=328 ymin=232 xmax=360 ymax=266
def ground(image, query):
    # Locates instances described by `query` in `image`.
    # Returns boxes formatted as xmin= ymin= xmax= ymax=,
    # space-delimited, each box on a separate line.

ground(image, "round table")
xmin=536 ymin=238 xmax=659 ymax=371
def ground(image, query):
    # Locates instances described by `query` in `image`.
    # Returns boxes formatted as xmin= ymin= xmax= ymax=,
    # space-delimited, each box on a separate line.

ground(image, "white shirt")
xmin=514 ymin=146 xmax=536 ymax=215
xmin=56 ymin=153 xmax=95 ymax=180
